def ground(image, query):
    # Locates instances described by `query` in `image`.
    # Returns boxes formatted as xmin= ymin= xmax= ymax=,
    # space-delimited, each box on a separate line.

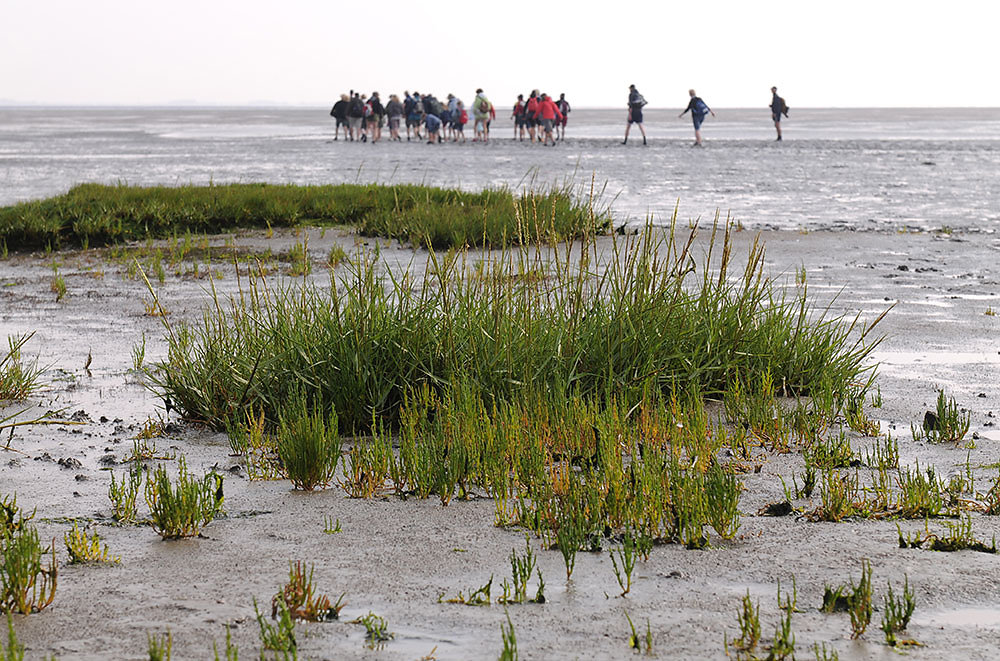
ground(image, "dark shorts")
xmin=629 ymin=108 xmax=643 ymax=124
xmin=406 ymin=115 xmax=420 ymax=127
xmin=515 ymin=116 xmax=525 ymax=128
xmin=541 ymin=118 xmax=554 ymax=133
xmin=772 ymin=112 xmax=782 ymax=123
xmin=454 ymin=122 xmax=465 ymax=131
xmin=692 ymin=112 xmax=706 ymax=130
xmin=389 ymin=116 xmax=401 ymax=130
xmin=335 ymin=118 xmax=347 ymax=127
xmin=559 ymin=116 xmax=568 ymax=127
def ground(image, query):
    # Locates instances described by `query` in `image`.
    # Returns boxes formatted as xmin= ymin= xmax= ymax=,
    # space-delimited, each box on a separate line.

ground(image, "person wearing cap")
xmin=623 ymin=84 xmax=647 ymax=145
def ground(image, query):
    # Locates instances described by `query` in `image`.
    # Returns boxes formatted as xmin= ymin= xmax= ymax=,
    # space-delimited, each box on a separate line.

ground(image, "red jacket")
xmin=536 ymin=97 xmax=563 ymax=122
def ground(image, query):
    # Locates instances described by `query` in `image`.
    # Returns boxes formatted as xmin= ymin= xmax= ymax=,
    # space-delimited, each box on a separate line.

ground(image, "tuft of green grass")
xmin=275 ymin=396 xmax=341 ymax=491
xmin=272 ymin=561 xmax=345 ymax=622
xmin=0 ymin=334 xmax=44 ymax=401
xmin=912 ymin=389 xmax=971 ymax=443
xmin=149 ymin=220 xmax=881 ymax=438
xmin=144 ymin=457 xmax=224 ymax=539
xmin=64 ymin=522 xmax=119 ymax=564
xmin=848 ymin=560 xmax=873 ymax=639
xmin=498 ymin=611 xmax=517 ymax=661
xmin=147 ymin=630 xmax=172 ymax=661
xmin=354 ymin=611 xmax=393 ymax=648
xmin=881 ymin=575 xmax=915 ymax=647
xmin=1 ymin=505 xmax=58 ymax=614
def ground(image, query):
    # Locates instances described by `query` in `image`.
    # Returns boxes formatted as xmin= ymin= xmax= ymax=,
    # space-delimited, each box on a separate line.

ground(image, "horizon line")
xmin=2 ymin=102 xmax=999 ymax=111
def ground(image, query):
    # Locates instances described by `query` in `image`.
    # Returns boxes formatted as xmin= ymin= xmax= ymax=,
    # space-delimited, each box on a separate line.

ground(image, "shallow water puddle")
xmin=912 ymin=608 xmax=1000 ymax=629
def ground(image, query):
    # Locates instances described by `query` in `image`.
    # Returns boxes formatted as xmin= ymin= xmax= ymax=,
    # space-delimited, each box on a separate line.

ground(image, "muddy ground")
xmin=1 ymin=227 xmax=999 ymax=660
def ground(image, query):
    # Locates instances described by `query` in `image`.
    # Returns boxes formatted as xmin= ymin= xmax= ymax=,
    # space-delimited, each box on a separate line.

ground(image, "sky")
xmin=3 ymin=1 xmax=998 ymax=108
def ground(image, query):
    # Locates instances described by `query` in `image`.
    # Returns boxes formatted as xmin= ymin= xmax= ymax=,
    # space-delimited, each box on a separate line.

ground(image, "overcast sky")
xmin=3 ymin=1 xmax=997 ymax=108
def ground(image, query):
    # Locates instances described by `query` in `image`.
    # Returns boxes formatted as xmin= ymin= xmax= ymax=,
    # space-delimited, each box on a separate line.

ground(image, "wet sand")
xmin=2 ymin=227 xmax=999 ymax=659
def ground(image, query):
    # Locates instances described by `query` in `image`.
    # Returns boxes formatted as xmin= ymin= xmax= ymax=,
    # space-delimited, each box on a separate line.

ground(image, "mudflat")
xmin=2 ymin=226 xmax=999 ymax=660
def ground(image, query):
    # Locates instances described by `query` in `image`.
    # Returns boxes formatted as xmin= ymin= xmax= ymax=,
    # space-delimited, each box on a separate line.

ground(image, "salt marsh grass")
xmin=0 ymin=334 xmax=44 ymax=401
xmin=150 ymin=219 xmax=879 ymax=436
xmin=0 ymin=182 xmax=609 ymax=251
xmin=144 ymin=457 xmax=224 ymax=539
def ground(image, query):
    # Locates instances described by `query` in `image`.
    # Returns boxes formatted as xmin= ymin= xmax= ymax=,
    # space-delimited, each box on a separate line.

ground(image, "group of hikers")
xmin=329 ymin=85 xmax=789 ymax=145
xmin=329 ymin=89 xmax=570 ymax=145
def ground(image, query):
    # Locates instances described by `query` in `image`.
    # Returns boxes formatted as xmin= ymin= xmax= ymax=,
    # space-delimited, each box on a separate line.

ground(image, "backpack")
xmin=460 ymin=109 xmax=468 ymax=124
xmin=526 ymin=98 xmax=538 ymax=116
xmin=693 ymin=98 xmax=709 ymax=115
xmin=348 ymin=97 xmax=364 ymax=117
xmin=363 ymin=101 xmax=373 ymax=118
xmin=781 ymin=98 xmax=789 ymax=116
xmin=428 ymin=97 xmax=443 ymax=115
xmin=414 ymin=99 xmax=424 ymax=114
xmin=478 ymin=99 xmax=489 ymax=114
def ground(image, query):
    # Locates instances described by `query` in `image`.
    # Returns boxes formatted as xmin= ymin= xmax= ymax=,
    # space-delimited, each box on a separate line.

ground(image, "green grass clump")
xmin=0 ymin=182 xmax=610 ymax=252
xmin=1 ymin=497 xmax=57 ymax=615
xmin=149 ymin=220 xmax=880 ymax=437
xmin=64 ymin=523 xmax=119 ymax=564
xmin=144 ymin=457 xmax=224 ymax=539
xmin=0 ymin=334 xmax=43 ymax=401
xmin=276 ymin=396 xmax=341 ymax=491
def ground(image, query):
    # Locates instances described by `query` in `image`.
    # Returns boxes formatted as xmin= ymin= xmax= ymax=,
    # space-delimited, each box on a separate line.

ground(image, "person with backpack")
xmin=512 ymin=94 xmax=526 ymax=140
xmin=524 ymin=91 xmax=540 ymax=143
xmin=329 ymin=94 xmax=350 ymax=141
xmin=770 ymin=86 xmax=789 ymax=141
xmin=408 ymin=92 xmax=424 ymax=141
xmin=679 ymin=89 xmax=715 ymax=146
xmin=623 ymin=84 xmax=647 ymax=145
xmin=556 ymin=93 xmax=570 ymax=141
xmin=453 ymin=100 xmax=468 ymax=142
xmin=535 ymin=93 xmax=563 ymax=146
xmin=472 ymin=88 xmax=491 ymax=142
xmin=365 ymin=92 xmax=384 ymax=143
xmin=347 ymin=92 xmax=365 ymax=142
xmin=385 ymin=94 xmax=404 ymax=142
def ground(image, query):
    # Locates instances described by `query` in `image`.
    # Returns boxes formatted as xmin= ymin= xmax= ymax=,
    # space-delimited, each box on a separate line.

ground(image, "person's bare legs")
xmin=774 ymin=119 xmax=782 ymax=141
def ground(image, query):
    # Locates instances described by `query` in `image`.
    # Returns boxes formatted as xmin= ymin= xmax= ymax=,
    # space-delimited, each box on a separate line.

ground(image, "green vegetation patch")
xmin=148 ymin=221 xmax=879 ymax=436
xmin=0 ymin=182 xmax=611 ymax=252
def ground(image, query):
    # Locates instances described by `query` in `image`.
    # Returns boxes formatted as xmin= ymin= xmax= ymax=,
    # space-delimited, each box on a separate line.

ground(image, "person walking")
xmin=366 ymin=92 xmax=384 ymax=143
xmin=678 ymin=89 xmax=715 ymax=146
xmin=347 ymin=92 xmax=365 ymax=141
xmin=623 ymin=84 xmax=647 ymax=145
xmin=385 ymin=94 xmax=404 ymax=141
xmin=770 ymin=86 xmax=788 ymax=141
xmin=473 ymin=88 xmax=491 ymax=142
xmin=329 ymin=94 xmax=349 ymax=140
xmin=512 ymin=94 xmax=526 ymax=140
xmin=556 ymin=93 xmax=570 ymax=141
xmin=535 ymin=93 xmax=563 ymax=146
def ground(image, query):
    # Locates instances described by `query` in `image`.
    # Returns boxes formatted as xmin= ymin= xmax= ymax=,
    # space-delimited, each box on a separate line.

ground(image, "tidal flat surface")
xmin=1 ymin=228 xmax=999 ymax=659
xmin=2 ymin=106 xmax=1000 ymax=233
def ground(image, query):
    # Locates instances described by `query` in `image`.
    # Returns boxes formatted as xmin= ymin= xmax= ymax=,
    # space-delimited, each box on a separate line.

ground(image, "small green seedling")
xmin=322 ymin=515 xmax=342 ymax=534
xmin=499 ymin=611 xmax=517 ymax=661
xmin=147 ymin=630 xmax=172 ymax=661
xmin=881 ymin=575 xmax=916 ymax=647
xmin=355 ymin=611 xmax=393 ymax=648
